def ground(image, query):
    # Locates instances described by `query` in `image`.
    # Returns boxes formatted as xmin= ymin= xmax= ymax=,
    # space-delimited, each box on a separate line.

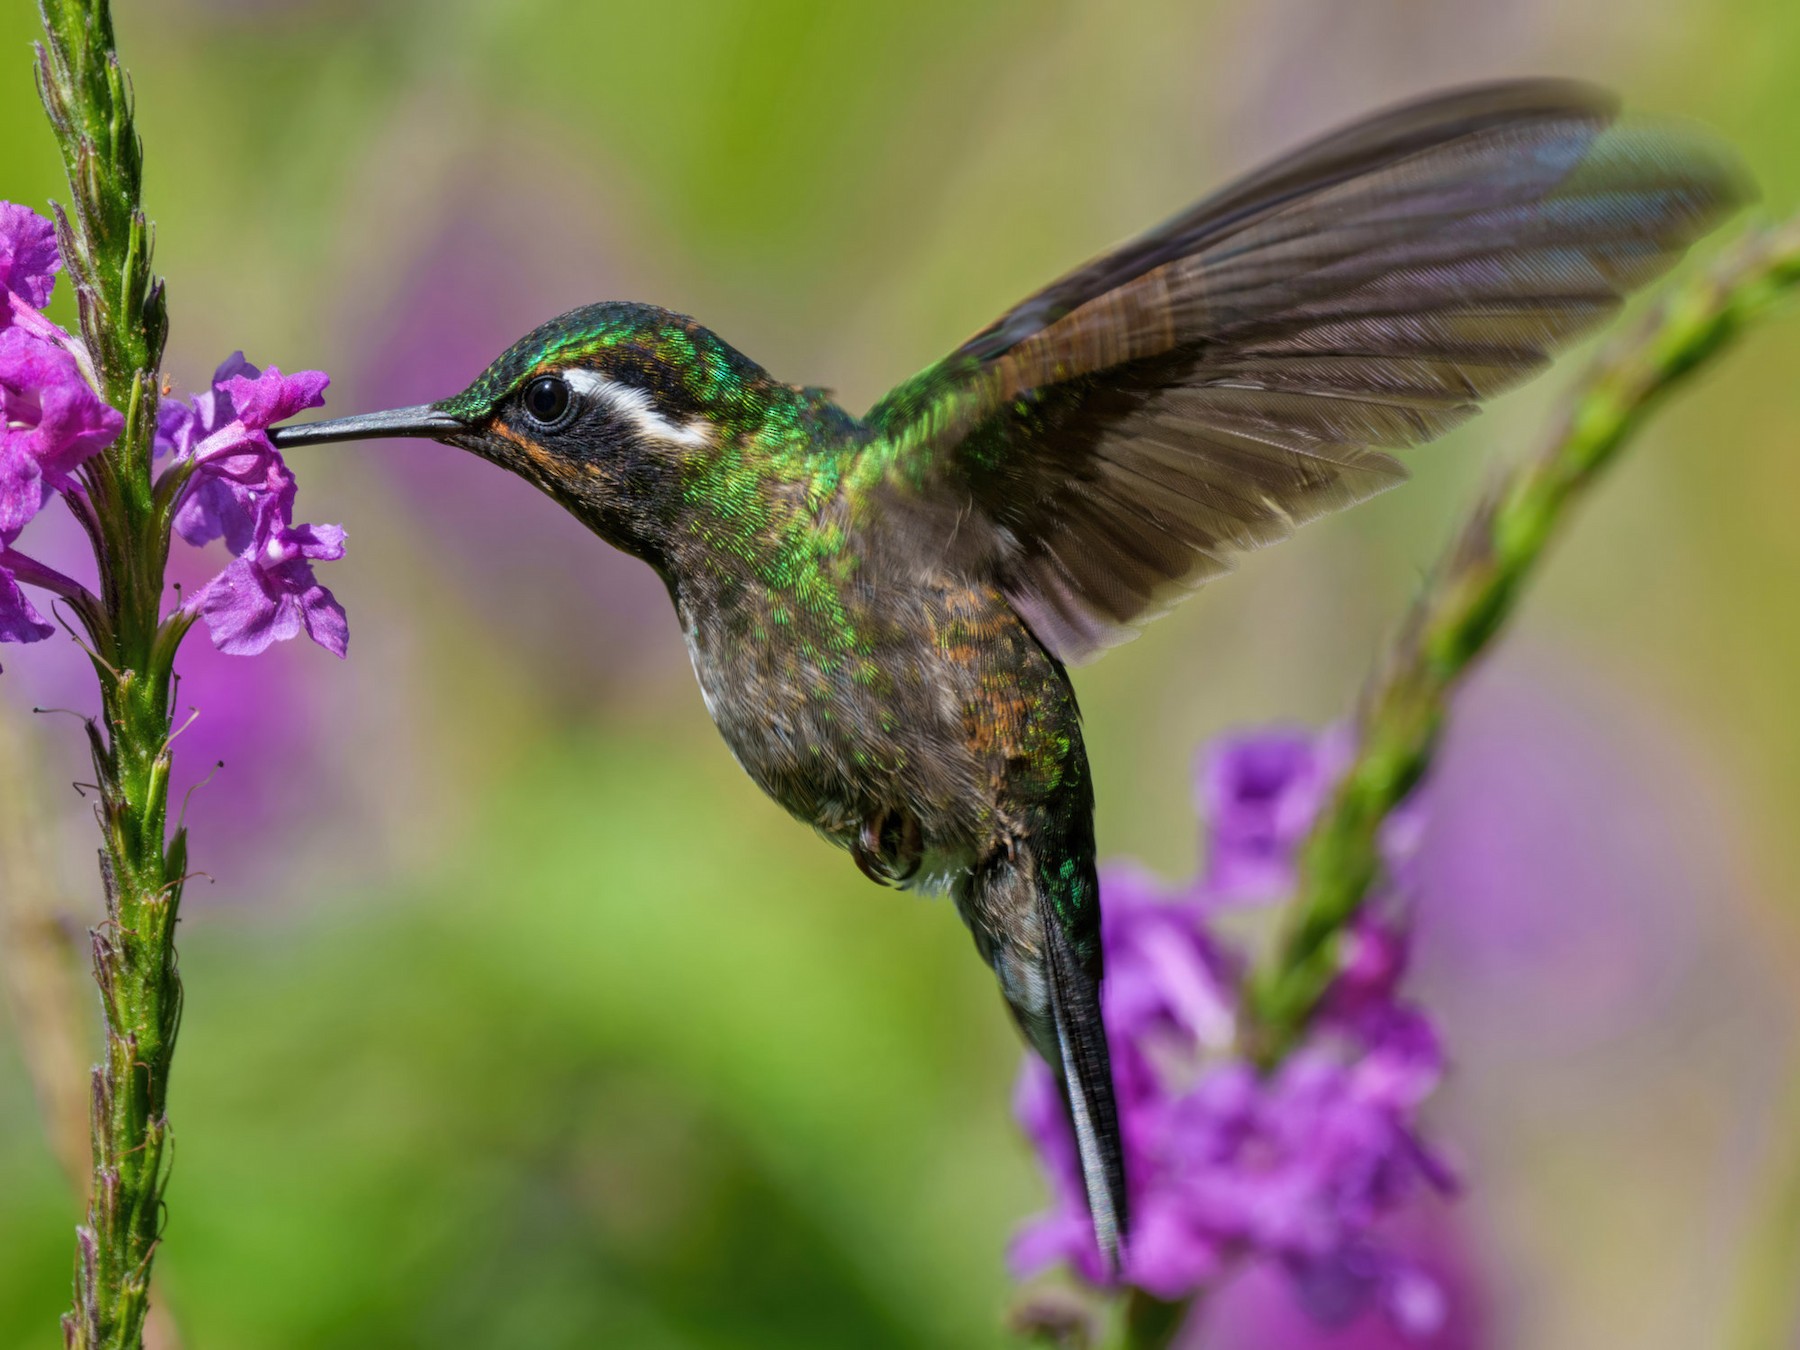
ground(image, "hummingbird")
xmin=273 ymin=81 xmax=1744 ymax=1268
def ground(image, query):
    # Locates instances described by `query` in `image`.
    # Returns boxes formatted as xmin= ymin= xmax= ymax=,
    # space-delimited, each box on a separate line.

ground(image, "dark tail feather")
xmin=1039 ymin=888 xmax=1129 ymax=1271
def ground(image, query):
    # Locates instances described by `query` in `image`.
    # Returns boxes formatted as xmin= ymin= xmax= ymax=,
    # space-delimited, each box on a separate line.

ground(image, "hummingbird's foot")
xmin=851 ymin=808 xmax=923 ymax=888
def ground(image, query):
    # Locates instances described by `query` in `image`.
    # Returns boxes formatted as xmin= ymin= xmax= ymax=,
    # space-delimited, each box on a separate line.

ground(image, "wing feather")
xmin=858 ymin=80 xmax=1749 ymax=661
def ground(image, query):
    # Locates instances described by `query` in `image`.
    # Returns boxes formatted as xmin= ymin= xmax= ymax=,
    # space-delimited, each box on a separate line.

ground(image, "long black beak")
xmin=270 ymin=405 xmax=466 ymax=449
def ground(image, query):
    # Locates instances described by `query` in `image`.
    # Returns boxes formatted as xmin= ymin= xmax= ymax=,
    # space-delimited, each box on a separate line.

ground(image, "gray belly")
xmin=673 ymin=568 xmax=1085 ymax=905
xmin=678 ymin=600 xmax=990 ymax=876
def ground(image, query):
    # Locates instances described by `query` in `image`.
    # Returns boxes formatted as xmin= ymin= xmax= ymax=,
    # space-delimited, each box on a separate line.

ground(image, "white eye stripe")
xmin=561 ymin=369 xmax=716 ymax=448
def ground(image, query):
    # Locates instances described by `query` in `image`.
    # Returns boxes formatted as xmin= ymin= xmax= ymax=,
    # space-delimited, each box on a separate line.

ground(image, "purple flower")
xmin=1411 ymin=668 xmax=1711 ymax=1053
xmin=156 ymin=351 xmax=253 ymax=458
xmin=193 ymin=517 xmax=347 ymax=658
xmin=1013 ymin=726 xmax=1454 ymax=1340
xmin=1321 ymin=913 xmax=1416 ymax=1037
xmin=161 ymin=355 xmax=346 ymax=658
xmin=0 ymin=215 xmax=119 ymax=667
xmin=1012 ymin=1003 xmax=1451 ymax=1307
xmin=0 ymin=327 xmax=122 ymax=536
xmin=1198 ymin=727 xmax=1349 ymax=901
xmin=0 ymin=203 xmax=119 ymax=545
xmin=158 ymin=355 xmax=324 ymax=549
xmin=0 ymin=201 xmax=346 ymax=671
xmin=1091 ymin=865 xmax=1242 ymax=1145
xmin=1199 ymin=1209 xmax=1486 ymax=1349
xmin=1103 ymin=865 xmax=1240 ymax=1049
xmin=1198 ymin=726 xmax=1426 ymax=907
xmin=161 ymin=353 xmax=287 ymax=550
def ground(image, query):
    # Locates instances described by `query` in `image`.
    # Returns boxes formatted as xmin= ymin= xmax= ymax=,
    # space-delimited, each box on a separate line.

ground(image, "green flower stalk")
xmin=0 ymin=4 xmax=345 ymax=1344
xmin=1243 ymin=214 xmax=1800 ymax=1067
xmin=34 ymin=4 xmax=184 ymax=1345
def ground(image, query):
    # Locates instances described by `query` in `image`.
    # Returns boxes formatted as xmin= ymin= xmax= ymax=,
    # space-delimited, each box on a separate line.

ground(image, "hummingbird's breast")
xmin=672 ymin=515 xmax=1087 ymax=888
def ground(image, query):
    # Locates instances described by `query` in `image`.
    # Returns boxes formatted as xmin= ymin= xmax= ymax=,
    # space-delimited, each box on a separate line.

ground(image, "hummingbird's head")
xmin=271 ymin=301 xmax=785 ymax=564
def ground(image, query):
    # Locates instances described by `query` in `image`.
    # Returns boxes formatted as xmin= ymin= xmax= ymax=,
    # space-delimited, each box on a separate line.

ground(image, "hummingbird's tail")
xmin=959 ymin=832 xmax=1129 ymax=1271
xmin=1037 ymin=884 xmax=1128 ymax=1270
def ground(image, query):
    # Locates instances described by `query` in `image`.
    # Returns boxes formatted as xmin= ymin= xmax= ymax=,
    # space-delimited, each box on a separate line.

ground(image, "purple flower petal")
xmin=1008 ymin=1206 xmax=1107 ymax=1288
xmin=220 ymin=365 xmax=329 ymax=431
xmin=173 ymin=458 xmax=295 ymax=553
xmin=0 ymin=443 xmax=41 ymax=538
xmin=277 ymin=520 xmax=346 ymax=564
xmin=194 ymin=544 xmax=348 ymax=659
xmin=0 ymin=327 xmax=121 ymax=536
xmin=1118 ymin=1192 xmax=1226 ymax=1299
xmin=210 ymin=350 xmax=260 ymax=388
xmin=163 ymin=353 xmax=347 ymax=659
xmin=195 ymin=556 xmax=302 ymax=654
xmin=1203 ymin=1213 xmax=1484 ymax=1350
xmin=0 ymin=202 xmax=60 ymax=312
xmin=1197 ymin=727 xmax=1349 ymax=902
xmin=1384 ymin=1262 xmax=1449 ymax=1338
xmin=156 ymin=352 xmax=258 ymax=461
xmin=162 ymin=358 xmax=323 ymax=548
xmin=0 ymin=549 xmax=55 ymax=649
xmin=1100 ymin=863 xmax=1240 ymax=1050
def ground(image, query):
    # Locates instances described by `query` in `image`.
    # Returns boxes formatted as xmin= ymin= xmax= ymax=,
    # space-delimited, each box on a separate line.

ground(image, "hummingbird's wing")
xmin=860 ymin=80 xmax=1748 ymax=662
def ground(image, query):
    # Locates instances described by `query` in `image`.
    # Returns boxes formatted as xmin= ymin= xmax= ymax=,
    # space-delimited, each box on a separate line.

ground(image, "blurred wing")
xmin=860 ymin=80 xmax=1748 ymax=661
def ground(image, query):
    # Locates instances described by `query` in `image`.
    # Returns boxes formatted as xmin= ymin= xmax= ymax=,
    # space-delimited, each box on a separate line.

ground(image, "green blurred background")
xmin=3 ymin=2 xmax=1800 ymax=1347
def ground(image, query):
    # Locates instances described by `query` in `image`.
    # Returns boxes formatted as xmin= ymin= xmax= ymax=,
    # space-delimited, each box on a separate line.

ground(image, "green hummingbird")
xmin=273 ymin=81 xmax=1744 ymax=1267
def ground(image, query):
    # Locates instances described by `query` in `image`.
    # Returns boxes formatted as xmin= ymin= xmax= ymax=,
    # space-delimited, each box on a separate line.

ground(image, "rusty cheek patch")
xmin=488 ymin=420 xmax=590 ymax=493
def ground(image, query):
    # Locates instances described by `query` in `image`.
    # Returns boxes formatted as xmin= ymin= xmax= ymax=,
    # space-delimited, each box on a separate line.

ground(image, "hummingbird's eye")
xmin=521 ymin=375 xmax=573 ymax=428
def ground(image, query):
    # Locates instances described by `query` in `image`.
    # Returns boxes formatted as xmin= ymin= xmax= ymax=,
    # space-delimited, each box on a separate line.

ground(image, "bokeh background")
xmin=2 ymin=2 xmax=1799 ymax=1347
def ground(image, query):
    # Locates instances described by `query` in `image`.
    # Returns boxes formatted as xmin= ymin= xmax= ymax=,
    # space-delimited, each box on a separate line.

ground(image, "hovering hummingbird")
xmin=274 ymin=81 xmax=1744 ymax=1267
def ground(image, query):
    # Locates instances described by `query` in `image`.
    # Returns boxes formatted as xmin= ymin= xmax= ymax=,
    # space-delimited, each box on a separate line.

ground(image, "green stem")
xmin=1243 ymin=216 xmax=1800 ymax=1066
xmin=35 ymin=1 xmax=186 ymax=1346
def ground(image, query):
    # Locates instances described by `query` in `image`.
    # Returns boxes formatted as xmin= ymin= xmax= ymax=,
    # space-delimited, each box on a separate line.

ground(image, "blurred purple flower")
xmin=158 ymin=355 xmax=345 ymax=658
xmin=1198 ymin=726 xmax=1426 ymax=909
xmin=1197 ymin=1209 xmax=1487 ymax=1350
xmin=1410 ymin=666 xmax=1709 ymax=1053
xmin=1199 ymin=726 xmax=1350 ymax=902
xmin=1014 ymin=726 xmax=1454 ymax=1340
xmin=1100 ymin=866 xmax=1242 ymax=1089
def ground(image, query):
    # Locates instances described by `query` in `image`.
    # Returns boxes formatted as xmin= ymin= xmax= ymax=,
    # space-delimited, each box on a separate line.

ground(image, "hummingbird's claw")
xmin=851 ymin=830 xmax=891 ymax=888
xmin=852 ymin=809 xmax=923 ymax=888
